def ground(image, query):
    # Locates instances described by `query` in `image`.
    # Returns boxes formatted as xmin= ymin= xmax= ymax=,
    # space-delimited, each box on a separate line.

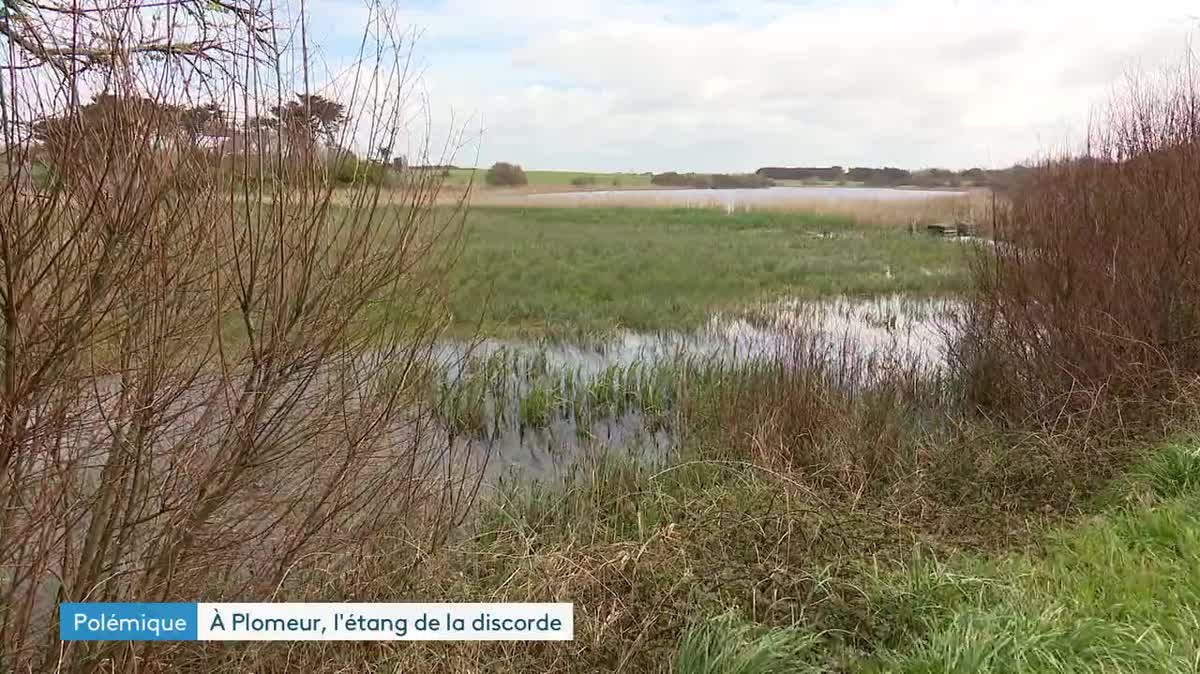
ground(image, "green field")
xmin=449 ymin=207 xmax=968 ymax=335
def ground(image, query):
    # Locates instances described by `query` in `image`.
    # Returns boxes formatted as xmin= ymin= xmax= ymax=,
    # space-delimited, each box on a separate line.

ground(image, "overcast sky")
xmin=308 ymin=0 xmax=1198 ymax=172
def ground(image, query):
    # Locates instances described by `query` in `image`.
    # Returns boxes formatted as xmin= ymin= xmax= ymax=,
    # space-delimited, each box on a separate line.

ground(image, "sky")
xmin=305 ymin=0 xmax=1199 ymax=172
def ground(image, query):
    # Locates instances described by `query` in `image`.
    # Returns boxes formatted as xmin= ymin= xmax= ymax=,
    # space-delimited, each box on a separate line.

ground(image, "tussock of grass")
xmin=1142 ymin=441 xmax=1200 ymax=499
xmin=179 ymin=456 xmax=899 ymax=672
xmin=674 ymin=612 xmax=822 ymax=674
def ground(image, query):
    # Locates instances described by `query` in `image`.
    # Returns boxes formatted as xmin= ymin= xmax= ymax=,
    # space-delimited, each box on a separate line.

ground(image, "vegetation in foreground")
xmin=857 ymin=442 xmax=1200 ymax=673
xmin=175 ymin=435 xmax=1200 ymax=672
xmin=441 ymin=206 xmax=969 ymax=335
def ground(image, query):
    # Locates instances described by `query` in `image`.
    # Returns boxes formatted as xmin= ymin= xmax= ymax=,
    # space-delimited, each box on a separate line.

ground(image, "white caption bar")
xmin=196 ymin=602 xmax=573 ymax=641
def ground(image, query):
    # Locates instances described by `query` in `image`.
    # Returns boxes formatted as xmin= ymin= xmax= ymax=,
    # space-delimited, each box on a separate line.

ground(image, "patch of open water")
xmin=435 ymin=295 xmax=961 ymax=482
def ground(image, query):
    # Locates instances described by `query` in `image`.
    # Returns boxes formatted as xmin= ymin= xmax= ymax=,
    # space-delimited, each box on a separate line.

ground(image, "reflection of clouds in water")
xmin=438 ymin=294 xmax=960 ymax=375
xmin=437 ymin=295 xmax=961 ymax=484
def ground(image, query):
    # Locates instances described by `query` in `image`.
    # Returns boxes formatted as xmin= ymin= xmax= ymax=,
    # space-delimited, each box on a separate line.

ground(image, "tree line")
xmin=24 ymin=92 xmax=410 ymax=185
xmin=755 ymin=165 xmax=1033 ymax=190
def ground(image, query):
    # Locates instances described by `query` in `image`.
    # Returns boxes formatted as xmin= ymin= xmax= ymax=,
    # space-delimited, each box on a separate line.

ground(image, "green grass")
xmin=445 ymin=168 xmax=654 ymax=188
xmin=815 ymin=438 xmax=1200 ymax=673
xmin=543 ymin=438 xmax=1200 ymax=673
xmin=675 ymin=613 xmax=822 ymax=674
xmin=450 ymin=207 xmax=968 ymax=335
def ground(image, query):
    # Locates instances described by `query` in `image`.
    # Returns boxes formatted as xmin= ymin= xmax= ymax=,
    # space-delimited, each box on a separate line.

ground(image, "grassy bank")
xmin=855 ymin=443 xmax=1200 ymax=672
xmin=448 ymin=207 xmax=969 ymax=335
xmin=189 ymin=435 xmax=1200 ymax=672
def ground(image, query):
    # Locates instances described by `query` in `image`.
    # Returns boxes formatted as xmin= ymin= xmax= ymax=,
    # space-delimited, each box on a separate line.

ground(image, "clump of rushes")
xmin=437 ymin=367 xmax=489 ymax=438
xmin=518 ymin=382 xmax=555 ymax=431
xmin=431 ymin=348 xmax=707 ymax=440
xmin=588 ymin=365 xmax=625 ymax=417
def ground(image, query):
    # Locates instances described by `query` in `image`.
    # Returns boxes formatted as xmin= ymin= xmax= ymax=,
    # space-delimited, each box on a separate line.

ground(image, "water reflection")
xmin=435 ymin=295 xmax=960 ymax=481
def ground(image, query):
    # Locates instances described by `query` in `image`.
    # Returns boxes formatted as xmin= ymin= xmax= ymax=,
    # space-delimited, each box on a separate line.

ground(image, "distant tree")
xmin=485 ymin=161 xmax=528 ymax=186
xmin=847 ymin=166 xmax=912 ymax=186
xmin=271 ymin=94 xmax=347 ymax=146
xmin=960 ymin=167 xmax=987 ymax=184
xmin=32 ymin=94 xmax=179 ymax=179
xmin=651 ymin=171 xmax=702 ymax=187
xmin=756 ymin=166 xmax=843 ymax=181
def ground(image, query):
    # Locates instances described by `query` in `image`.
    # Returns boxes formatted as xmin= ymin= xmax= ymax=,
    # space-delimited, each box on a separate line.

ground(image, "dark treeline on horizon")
xmin=756 ymin=165 xmax=1032 ymax=190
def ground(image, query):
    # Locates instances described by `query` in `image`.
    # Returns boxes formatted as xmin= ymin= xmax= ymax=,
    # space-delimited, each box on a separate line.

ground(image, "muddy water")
xmin=435 ymin=295 xmax=960 ymax=482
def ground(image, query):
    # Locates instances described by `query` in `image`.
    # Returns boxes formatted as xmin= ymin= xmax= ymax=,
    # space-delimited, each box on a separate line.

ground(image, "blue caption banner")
xmin=60 ymin=603 xmax=198 ymax=641
xmin=60 ymin=602 xmax=574 ymax=641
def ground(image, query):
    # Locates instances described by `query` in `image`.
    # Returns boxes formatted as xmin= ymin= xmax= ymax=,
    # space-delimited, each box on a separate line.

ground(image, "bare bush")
xmin=0 ymin=0 xmax=476 ymax=669
xmin=955 ymin=62 xmax=1200 ymax=429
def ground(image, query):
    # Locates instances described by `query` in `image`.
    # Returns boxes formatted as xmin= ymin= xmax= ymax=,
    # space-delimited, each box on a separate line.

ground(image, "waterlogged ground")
xmin=430 ymin=295 xmax=960 ymax=482
xmin=446 ymin=207 xmax=973 ymax=335
xmin=506 ymin=185 xmax=966 ymax=209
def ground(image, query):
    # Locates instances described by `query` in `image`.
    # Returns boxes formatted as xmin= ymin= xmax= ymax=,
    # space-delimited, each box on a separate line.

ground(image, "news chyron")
xmin=61 ymin=603 xmax=574 ymax=641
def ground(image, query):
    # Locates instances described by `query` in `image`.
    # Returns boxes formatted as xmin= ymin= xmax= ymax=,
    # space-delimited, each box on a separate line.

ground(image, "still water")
xmin=435 ymin=295 xmax=960 ymax=482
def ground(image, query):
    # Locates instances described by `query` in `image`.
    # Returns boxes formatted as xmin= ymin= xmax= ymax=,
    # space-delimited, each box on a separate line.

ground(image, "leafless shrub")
xmin=0 ymin=1 xmax=476 ymax=670
xmin=955 ymin=59 xmax=1200 ymax=431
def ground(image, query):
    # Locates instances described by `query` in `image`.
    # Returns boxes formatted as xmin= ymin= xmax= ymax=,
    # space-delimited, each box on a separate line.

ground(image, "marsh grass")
xmin=430 ymin=346 xmax=686 ymax=439
xmin=448 ymin=207 xmax=971 ymax=336
xmin=167 ymin=431 xmax=1188 ymax=673
xmin=178 ymin=455 xmax=897 ymax=672
xmin=480 ymin=189 xmax=992 ymax=228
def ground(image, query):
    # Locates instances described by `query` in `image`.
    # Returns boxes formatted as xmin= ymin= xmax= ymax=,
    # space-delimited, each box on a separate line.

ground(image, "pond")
xmin=432 ymin=295 xmax=961 ymax=483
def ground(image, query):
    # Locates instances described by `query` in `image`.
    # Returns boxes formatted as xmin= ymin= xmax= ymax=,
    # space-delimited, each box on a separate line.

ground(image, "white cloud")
xmin=312 ymin=0 xmax=1200 ymax=171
